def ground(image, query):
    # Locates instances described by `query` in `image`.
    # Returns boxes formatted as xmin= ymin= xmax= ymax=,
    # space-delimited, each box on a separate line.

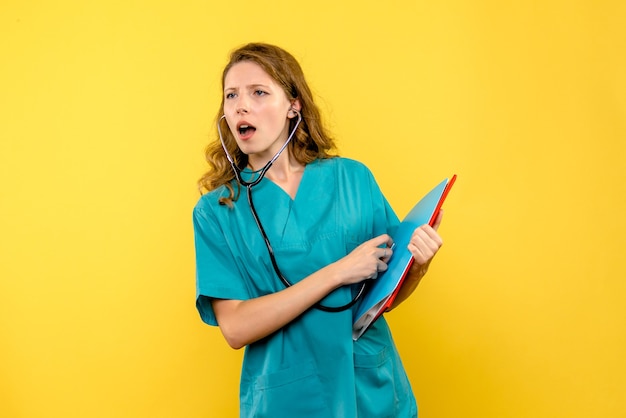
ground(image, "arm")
xmin=388 ymin=210 xmax=444 ymax=310
xmin=212 ymin=234 xmax=394 ymax=349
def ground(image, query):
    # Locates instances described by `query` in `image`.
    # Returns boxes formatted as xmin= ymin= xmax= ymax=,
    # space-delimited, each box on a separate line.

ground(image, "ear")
xmin=288 ymin=99 xmax=302 ymax=118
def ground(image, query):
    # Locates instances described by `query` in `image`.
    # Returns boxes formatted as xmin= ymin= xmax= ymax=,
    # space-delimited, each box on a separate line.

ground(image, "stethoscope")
xmin=217 ymin=110 xmax=366 ymax=312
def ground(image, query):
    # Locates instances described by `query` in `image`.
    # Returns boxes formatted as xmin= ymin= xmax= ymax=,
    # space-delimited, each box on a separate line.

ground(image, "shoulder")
xmin=193 ymin=186 xmax=231 ymax=219
xmin=309 ymin=157 xmax=380 ymax=198
xmin=311 ymin=156 xmax=374 ymax=177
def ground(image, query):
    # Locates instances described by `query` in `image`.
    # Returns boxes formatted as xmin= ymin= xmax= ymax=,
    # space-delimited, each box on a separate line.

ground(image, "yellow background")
xmin=1 ymin=1 xmax=625 ymax=417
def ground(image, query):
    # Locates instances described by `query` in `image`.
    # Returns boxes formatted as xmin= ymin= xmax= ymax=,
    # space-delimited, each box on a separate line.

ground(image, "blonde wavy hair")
xmin=198 ymin=43 xmax=337 ymax=206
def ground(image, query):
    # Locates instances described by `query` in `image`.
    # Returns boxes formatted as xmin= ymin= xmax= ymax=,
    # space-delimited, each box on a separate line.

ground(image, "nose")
xmin=235 ymin=95 xmax=249 ymax=114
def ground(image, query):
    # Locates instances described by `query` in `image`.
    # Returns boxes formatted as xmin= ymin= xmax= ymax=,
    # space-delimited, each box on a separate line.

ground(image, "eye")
xmin=225 ymin=92 xmax=236 ymax=99
xmin=254 ymin=89 xmax=268 ymax=96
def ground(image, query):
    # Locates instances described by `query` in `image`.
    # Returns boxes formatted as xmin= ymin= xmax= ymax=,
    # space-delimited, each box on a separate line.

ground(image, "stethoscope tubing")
xmin=217 ymin=111 xmax=366 ymax=312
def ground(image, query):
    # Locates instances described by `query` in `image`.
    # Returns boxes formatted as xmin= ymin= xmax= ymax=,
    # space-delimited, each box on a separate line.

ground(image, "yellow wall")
xmin=1 ymin=1 xmax=624 ymax=417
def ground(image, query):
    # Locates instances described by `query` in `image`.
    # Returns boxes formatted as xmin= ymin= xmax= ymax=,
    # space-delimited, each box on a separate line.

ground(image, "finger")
xmin=408 ymin=242 xmax=437 ymax=265
xmin=377 ymin=258 xmax=388 ymax=272
xmin=379 ymin=245 xmax=393 ymax=262
xmin=408 ymin=228 xmax=443 ymax=264
xmin=415 ymin=225 xmax=443 ymax=248
xmin=368 ymin=234 xmax=392 ymax=248
xmin=407 ymin=242 xmax=426 ymax=264
xmin=378 ymin=245 xmax=392 ymax=260
xmin=365 ymin=235 xmax=394 ymax=261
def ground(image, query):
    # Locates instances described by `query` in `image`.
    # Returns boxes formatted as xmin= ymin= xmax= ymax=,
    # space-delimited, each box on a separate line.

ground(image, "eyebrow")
xmin=224 ymin=83 xmax=272 ymax=92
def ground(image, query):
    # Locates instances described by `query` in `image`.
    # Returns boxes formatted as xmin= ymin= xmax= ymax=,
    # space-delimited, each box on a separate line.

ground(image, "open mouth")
xmin=237 ymin=123 xmax=256 ymax=139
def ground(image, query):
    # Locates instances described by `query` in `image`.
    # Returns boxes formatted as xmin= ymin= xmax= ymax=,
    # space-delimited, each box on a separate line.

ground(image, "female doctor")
xmin=193 ymin=43 xmax=444 ymax=418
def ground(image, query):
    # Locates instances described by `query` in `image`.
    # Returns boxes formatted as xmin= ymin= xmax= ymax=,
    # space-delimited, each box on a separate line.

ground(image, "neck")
xmin=249 ymin=149 xmax=303 ymax=182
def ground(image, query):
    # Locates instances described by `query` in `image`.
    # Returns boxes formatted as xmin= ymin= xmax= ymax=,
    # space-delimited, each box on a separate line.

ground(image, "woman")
xmin=193 ymin=43 xmax=443 ymax=417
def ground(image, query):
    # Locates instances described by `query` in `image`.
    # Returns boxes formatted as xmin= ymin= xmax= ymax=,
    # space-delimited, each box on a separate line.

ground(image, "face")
xmin=223 ymin=61 xmax=298 ymax=167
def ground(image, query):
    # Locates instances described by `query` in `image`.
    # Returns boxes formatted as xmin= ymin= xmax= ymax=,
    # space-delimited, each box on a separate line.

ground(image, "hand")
xmin=331 ymin=234 xmax=394 ymax=286
xmin=408 ymin=209 xmax=444 ymax=266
